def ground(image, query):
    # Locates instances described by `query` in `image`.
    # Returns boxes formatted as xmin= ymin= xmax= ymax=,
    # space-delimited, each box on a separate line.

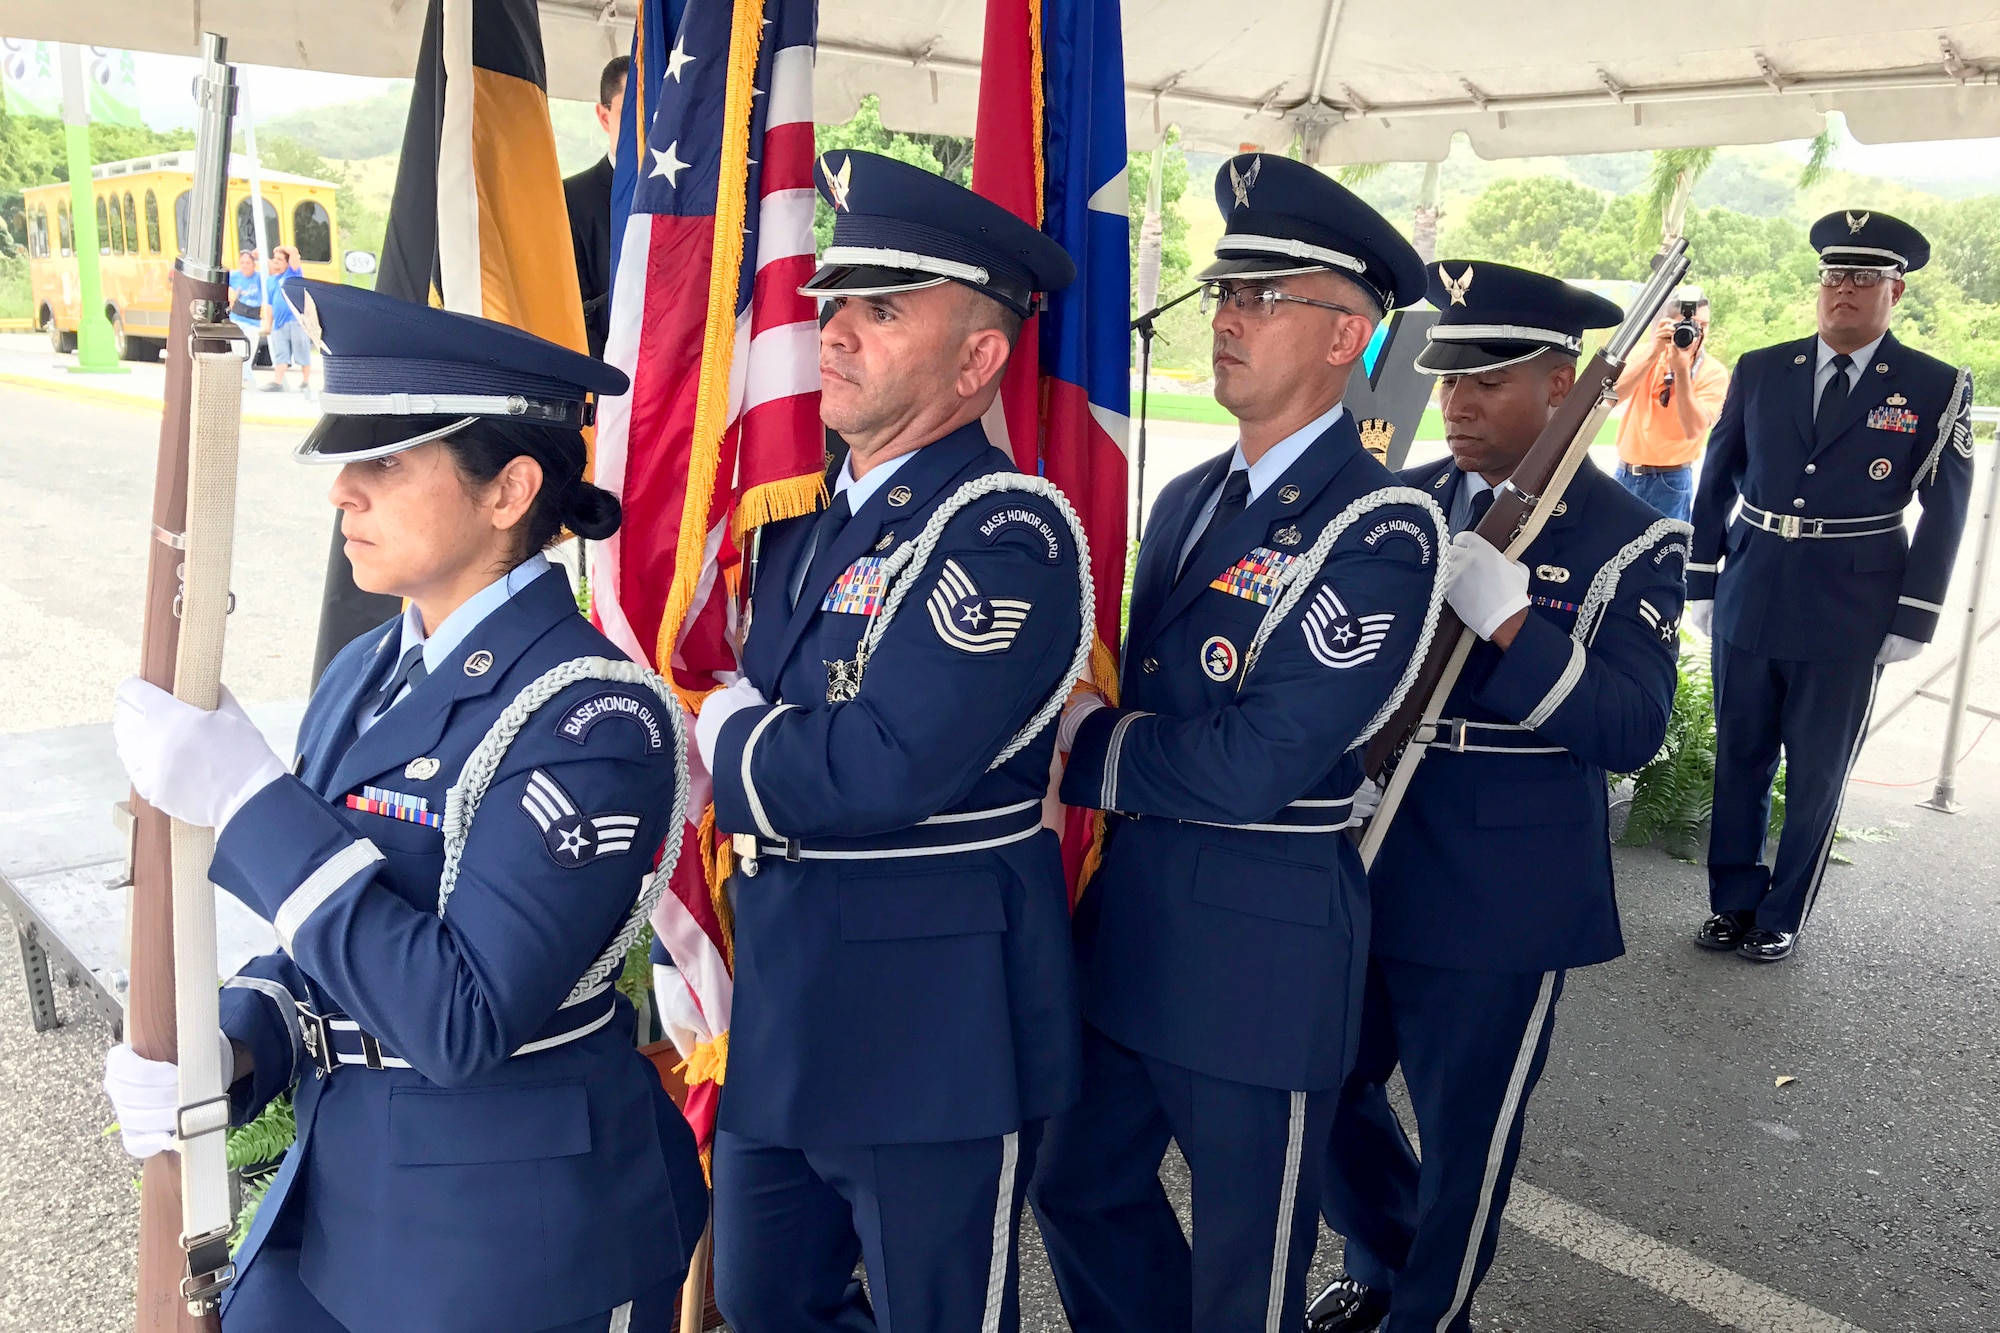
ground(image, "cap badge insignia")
xmin=887 ymin=485 xmax=912 ymax=507
xmin=821 ymin=154 xmax=853 ymax=211
xmin=1869 ymin=457 xmax=1893 ymax=480
xmin=1229 ymin=155 xmax=1262 ymax=209
xmin=1535 ymin=564 xmax=1570 ymax=584
xmin=1200 ymin=635 xmax=1240 ymax=682
xmin=1273 ymin=524 xmax=1302 ymax=547
xmin=405 ymin=756 xmax=442 ymax=781
xmin=1358 ymin=417 xmax=1394 ymax=461
xmin=874 ymin=532 xmax=894 ymax=552
xmin=463 ymin=650 xmax=494 ymax=677
xmin=1440 ymin=265 xmax=1473 ymax=306
xmin=1278 ymin=484 xmax=1302 ymax=504
xmin=1846 ymin=210 xmax=1870 ymax=235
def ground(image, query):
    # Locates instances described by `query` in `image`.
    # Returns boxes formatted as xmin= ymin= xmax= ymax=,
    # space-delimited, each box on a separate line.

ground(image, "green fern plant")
xmin=226 ymin=1095 xmax=296 ymax=1252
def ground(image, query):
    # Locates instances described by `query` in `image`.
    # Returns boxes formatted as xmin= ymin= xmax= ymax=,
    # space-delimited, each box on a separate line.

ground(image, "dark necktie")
xmin=1181 ymin=469 xmax=1252 ymax=582
xmin=1458 ymin=486 xmax=1495 ymax=536
xmin=373 ymin=644 xmax=428 ymax=717
xmin=1815 ymin=352 xmax=1854 ymax=445
xmin=792 ymin=491 xmax=852 ymax=609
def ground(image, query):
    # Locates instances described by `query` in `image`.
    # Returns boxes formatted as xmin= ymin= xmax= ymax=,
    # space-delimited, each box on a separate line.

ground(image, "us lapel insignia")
xmin=404 ymin=756 xmax=441 ymax=781
xmin=1273 ymin=524 xmax=1302 ymax=547
xmin=1794 ymin=354 xmax=1808 ymax=365
xmin=1535 ymin=564 xmax=1570 ymax=583
xmin=824 ymin=653 xmax=866 ymax=702
xmin=1278 ymin=484 xmax=1301 ymax=504
xmin=887 ymin=485 xmax=912 ymax=507
xmin=1869 ymin=457 xmax=1893 ymax=480
xmin=1875 ymin=362 xmax=1888 ymax=373
xmin=1552 ymin=500 xmax=1568 ymax=517
xmin=463 ymin=649 xmax=493 ymax=677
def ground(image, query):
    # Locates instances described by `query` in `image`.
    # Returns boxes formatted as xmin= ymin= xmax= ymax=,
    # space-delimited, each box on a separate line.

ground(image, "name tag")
xmin=821 ymin=556 xmax=889 ymax=616
xmin=1210 ymin=547 xmax=1297 ymax=605
xmin=1866 ymin=405 xmax=1919 ymax=434
xmin=346 ymin=786 xmax=442 ymax=829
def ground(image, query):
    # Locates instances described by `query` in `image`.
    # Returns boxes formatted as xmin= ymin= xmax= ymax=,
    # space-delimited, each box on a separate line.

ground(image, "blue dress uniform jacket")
xmin=1059 ymin=413 xmax=1446 ymax=1093
xmin=1690 ymin=332 xmax=1975 ymax=659
xmin=709 ymin=422 xmax=1085 ymax=1148
xmin=1375 ymin=458 xmax=1687 ymax=972
xmin=212 ymin=569 xmax=708 ymax=1333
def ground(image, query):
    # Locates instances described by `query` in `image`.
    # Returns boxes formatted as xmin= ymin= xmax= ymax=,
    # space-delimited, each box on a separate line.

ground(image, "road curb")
xmin=0 ymin=371 xmax=310 ymax=429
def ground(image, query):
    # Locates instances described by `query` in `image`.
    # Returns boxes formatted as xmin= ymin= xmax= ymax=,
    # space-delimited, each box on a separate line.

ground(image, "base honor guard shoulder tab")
xmin=555 ymin=691 xmax=665 ymax=751
xmin=976 ymin=502 xmax=1065 ymax=563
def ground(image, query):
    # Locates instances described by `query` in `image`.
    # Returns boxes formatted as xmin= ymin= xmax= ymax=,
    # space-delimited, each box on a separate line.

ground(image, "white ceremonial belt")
xmin=1180 ymin=793 xmax=1360 ymax=835
xmin=739 ymin=800 xmax=1044 ymax=872
xmin=1415 ymin=718 xmax=1568 ymax=755
xmin=1739 ymin=502 xmax=1904 ymax=541
xmin=296 ymin=997 xmax=617 ymax=1074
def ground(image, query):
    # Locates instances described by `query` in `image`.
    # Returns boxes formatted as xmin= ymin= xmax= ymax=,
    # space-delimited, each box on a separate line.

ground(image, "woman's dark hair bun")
xmin=564 ymin=483 xmax=622 ymax=541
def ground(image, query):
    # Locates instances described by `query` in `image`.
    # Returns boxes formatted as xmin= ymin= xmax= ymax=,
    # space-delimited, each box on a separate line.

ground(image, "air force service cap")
xmin=1809 ymin=209 xmax=1930 ymax=273
xmin=287 ymin=278 xmax=629 ymax=464
xmin=1415 ymin=261 xmax=1624 ymax=375
xmin=1198 ymin=153 xmax=1425 ymax=313
xmin=800 ymin=150 xmax=1076 ymax=319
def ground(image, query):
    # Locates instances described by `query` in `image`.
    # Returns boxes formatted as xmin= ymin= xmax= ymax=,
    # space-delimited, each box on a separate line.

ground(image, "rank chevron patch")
xmin=1301 ymin=585 xmax=1395 ymax=670
xmin=927 ymin=558 xmax=1031 ymax=654
xmin=520 ymin=769 xmax=642 ymax=868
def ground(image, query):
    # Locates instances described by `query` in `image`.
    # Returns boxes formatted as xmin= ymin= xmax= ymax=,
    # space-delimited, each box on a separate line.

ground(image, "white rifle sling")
xmin=170 ymin=350 xmax=245 ymax=1268
xmin=439 ymin=657 xmax=690 ymax=1009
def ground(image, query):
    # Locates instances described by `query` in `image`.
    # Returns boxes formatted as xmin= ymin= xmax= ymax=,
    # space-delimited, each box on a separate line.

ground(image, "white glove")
xmin=1685 ymin=600 xmax=1714 ymax=636
xmin=1446 ymin=531 xmax=1532 ymax=642
xmin=694 ymin=677 xmax=768 ymax=772
xmin=1056 ymin=687 xmax=1107 ymax=752
xmin=1350 ymin=777 xmax=1383 ymax=823
xmin=1877 ymin=633 xmax=1924 ymax=665
xmin=652 ymin=964 xmax=709 ymax=1061
xmin=113 ymin=679 xmax=286 ymax=831
xmin=102 ymin=1032 xmax=235 ymax=1159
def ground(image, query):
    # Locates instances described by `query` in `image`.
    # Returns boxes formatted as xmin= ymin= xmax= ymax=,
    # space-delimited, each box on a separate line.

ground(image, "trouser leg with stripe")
xmin=712 ymin=1123 xmax=1038 ymax=1333
xmin=1030 ymin=1022 xmax=1334 ymax=1333
xmin=1319 ymin=959 xmax=1565 ymax=1333
xmin=1709 ymin=640 xmax=1881 ymax=934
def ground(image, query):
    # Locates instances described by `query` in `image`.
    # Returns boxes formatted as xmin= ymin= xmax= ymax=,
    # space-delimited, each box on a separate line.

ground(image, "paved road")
xmin=2 ymin=384 xmax=1996 ymax=1331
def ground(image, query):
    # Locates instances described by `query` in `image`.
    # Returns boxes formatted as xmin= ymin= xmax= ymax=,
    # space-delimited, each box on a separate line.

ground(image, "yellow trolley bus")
xmin=23 ymin=152 xmax=342 ymax=361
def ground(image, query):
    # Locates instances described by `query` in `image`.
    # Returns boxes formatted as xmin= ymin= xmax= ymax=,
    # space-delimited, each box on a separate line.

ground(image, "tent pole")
xmin=1919 ymin=434 xmax=2000 ymax=814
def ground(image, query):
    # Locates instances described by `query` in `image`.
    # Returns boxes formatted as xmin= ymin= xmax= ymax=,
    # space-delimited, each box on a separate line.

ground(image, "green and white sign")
xmin=1 ymin=40 xmax=142 ymax=126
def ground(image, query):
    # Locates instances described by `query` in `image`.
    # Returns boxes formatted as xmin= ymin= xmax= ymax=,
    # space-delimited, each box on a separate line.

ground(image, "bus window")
xmin=235 ymin=196 xmax=280 ymax=257
xmin=144 ymin=191 xmax=161 ymax=254
xmin=292 ymin=200 xmax=332 ymax=263
xmin=58 ymin=203 xmax=72 ymax=257
xmin=96 ymin=195 xmax=111 ymax=254
xmin=28 ymin=207 xmax=47 ymax=259
xmin=124 ymin=193 xmax=138 ymax=255
xmin=174 ymin=191 xmax=190 ymax=257
xmin=108 ymin=194 xmax=126 ymax=254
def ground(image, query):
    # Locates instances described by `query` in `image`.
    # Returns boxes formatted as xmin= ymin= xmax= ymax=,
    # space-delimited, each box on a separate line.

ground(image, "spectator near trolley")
xmin=1610 ymin=286 xmax=1728 ymax=521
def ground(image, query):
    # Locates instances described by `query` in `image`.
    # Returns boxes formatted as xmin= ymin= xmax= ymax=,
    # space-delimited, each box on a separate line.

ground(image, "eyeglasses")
xmin=1817 ymin=266 xmax=1899 ymax=290
xmin=1198 ymin=281 xmax=1359 ymax=319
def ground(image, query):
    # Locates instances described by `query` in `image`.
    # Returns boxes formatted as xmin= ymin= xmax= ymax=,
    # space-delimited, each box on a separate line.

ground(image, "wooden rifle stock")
xmin=1357 ymin=241 xmax=1691 ymax=866
xmin=130 ymin=35 xmax=239 ymax=1332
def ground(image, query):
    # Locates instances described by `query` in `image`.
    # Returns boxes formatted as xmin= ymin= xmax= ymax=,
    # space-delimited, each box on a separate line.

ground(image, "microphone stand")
xmin=1129 ymin=285 xmax=1202 ymax=534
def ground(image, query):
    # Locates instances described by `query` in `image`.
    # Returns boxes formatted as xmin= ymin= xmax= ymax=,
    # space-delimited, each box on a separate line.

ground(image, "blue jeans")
xmin=1615 ymin=463 xmax=1694 ymax=522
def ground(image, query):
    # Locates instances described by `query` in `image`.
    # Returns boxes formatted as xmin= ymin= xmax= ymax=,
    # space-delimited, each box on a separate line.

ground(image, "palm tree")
xmin=1643 ymin=146 xmax=1717 ymax=245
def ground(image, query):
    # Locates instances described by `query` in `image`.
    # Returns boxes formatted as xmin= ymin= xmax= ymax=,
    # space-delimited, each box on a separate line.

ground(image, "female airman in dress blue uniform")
xmin=103 ymin=282 xmax=709 ymax=1333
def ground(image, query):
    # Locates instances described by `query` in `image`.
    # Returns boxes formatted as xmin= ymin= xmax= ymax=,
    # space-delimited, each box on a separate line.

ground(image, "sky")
xmin=81 ymin=50 xmax=2000 ymax=195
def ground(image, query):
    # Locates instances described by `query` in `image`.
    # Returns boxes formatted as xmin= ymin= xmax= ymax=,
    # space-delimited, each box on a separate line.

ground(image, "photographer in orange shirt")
xmin=1611 ymin=287 xmax=1729 ymax=520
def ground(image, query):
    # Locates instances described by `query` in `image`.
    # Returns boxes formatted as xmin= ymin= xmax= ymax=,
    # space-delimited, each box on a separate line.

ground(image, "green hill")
xmin=257 ymin=87 xmax=611 ymax=178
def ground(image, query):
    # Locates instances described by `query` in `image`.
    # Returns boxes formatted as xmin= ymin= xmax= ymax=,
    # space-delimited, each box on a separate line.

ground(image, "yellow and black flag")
xmin=316 ymin=0 xmax=587 ymax=675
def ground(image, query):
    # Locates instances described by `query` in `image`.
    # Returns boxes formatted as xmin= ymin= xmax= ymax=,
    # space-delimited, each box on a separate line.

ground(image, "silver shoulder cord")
xmin=438 ymin=657 xmax=691 ymax=1009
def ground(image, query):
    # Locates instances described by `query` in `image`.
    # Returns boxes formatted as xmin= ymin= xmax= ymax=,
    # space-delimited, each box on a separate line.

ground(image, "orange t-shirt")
xmin=1614 ymin=352 xmax=1731 ymax=468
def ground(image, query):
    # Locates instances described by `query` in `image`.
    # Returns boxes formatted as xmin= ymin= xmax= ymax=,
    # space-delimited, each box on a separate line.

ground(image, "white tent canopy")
xmin=9 ymin=1 xmax=2000 ymax=159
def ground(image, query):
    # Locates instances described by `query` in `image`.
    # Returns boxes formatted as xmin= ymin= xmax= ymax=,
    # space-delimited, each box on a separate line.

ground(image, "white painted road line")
xmin=1506 ymin=1183 xmax=1872 ymax=1333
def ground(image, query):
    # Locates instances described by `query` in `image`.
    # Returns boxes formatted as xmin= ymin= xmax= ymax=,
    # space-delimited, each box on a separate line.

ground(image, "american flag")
xmin=590 ymin=0 xmax=823 ymax=1144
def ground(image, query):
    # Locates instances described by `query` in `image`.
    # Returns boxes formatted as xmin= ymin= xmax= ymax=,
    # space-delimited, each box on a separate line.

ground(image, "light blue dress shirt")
xmin=1177 ymin=402 xmax=1347 ymax=571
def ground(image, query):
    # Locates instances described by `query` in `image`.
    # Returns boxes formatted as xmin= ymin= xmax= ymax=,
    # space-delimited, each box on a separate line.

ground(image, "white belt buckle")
xmin=731 ymin=832 xmax=761 ymax=877
xmin=1779 ymin=514 xmax=1801 ymax=541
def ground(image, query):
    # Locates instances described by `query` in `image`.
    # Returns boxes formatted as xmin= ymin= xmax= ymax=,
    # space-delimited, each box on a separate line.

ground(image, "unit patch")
xmin=347 ymin=786 xmax=442 ymax=829
xmin=1364 ymin=518 xmax=1434 ymax=566
xmin=1302 ymin=586 xmax=1395 ymax=670
xmin=1200 ymin=635 xmax=1240 ymax=682
xmin=1866 ymin=405 xmax=1918 ymax=434
xmin=1209 ymin=547 xmax=1297 ymax=605
xmin=521 ymin=769 xmax=642 ymax=868
xmin=1868 ymin=457 xmax=1894 ymax=481
xmin=978 ymin=505 xmax=1063 ymax=562
xmin=821 ymin=556 xmax=890 ymax=616
xmin=927 ymin=559 xmax=1030 ymax=654
xmin=556 ymin=693 xmax=665 ymax=751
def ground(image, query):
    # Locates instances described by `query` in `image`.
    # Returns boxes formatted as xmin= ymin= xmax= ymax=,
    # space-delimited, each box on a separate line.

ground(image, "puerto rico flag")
xmin=591 ymin=0 xmax=823 ymax=1143
xmin=973 ymin=0 xmax=1131 ymax=894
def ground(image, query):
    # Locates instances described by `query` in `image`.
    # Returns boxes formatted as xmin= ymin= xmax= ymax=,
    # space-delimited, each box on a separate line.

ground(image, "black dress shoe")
xmin=1305 ymin=1277 xmax=1389 ymax=1333
xmin=1695 ymin=912 xmax=1753 ymax=950
xmin=1738 ymin=928 xmax=1796 ymax=962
